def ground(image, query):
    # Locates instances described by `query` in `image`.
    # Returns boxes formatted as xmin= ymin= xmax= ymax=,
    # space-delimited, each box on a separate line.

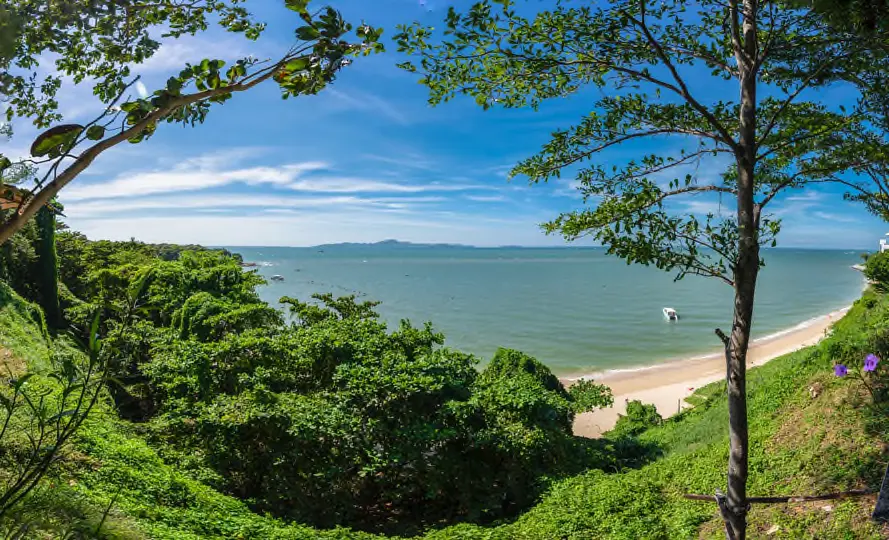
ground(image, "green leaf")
xmin=11 ymin=373 xmax=33 ymax=391
xmin=0 ymin=156 xmax=10 ymax=172
xmin=85 ymin=125 xmax=105 ymax=141
xmin=295 ymin=26 xmax=321 ymax=41
xmin=285 ymin=0 xmax=310 ymax=14
xmin=30 ymin=124 xmax=84 ymax=157
xmin=285 ymin=57 xmax=309 ymax=72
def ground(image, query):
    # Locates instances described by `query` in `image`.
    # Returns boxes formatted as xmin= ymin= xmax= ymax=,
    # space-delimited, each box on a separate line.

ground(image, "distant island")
xmin=310 ymin=240 xmax=602 ymax=250
xmin=312 ymin=239 xmax=473 ymax=249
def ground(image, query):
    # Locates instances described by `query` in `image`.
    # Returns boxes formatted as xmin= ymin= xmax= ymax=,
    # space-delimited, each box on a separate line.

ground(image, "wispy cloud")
xmin=465 ymin=194 xmax=506 ymax=202
xmin=63 ymin=161 xmax=328 ymax=201
xmin=134 ymin=36 xmax=254 ymax=75
xmin=326 ymin=88 xmax=411 ymax=125
xmin=64 ymin=193 xmax=443 ymax=218
xmin=288 ymin=177 xmax=484 ymax=193
xmin=363 ymin=153 xmax=437 ymax=171
xmin=812 ymin=211 xmax=861 ymax=224
xmin=681 ymin=198 xmax=733 ymax=217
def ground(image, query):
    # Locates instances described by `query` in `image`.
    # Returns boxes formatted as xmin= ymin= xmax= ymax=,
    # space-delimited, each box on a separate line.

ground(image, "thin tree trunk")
xmin=34 ymin=205 xmax=62 ymax=329
xmin=723 ymin=0 xmax=759 ymax=538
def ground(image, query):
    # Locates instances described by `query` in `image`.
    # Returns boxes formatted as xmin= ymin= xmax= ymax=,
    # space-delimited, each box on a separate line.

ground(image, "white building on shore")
xmin=882 ymin=233 xmax=889 ymax=253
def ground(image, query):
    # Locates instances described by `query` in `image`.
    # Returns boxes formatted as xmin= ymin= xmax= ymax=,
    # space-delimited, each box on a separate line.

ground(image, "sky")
xmin=4 ymin=0 xmax=889 ymax=249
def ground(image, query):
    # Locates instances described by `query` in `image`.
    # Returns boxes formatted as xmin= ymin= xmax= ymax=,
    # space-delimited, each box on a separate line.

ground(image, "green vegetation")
xmin=397 ymin=0 xmax=889 ymax=534
xmin=865 ymin=251 xmax=889 ymax=290
xmin=0 ymin=231 xmax=885 ymax=538
xmin=610 ymin=400 xmax=664 ymax=439
xmin=1 ymin=233 xmax=617 ymax=537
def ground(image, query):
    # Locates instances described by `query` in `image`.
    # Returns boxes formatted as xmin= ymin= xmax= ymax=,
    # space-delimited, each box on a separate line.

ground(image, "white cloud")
xmin=681 ymin=199 xmax=733 ymax=217
xmin=811 ymin=211 xmax=860 ymax=224
xmin=62 ymin=146 xmax=492 ymax=202
xmin=135 ymin=81 xmax=149 ymax=98
xmin=363 ymin=153 xmax=437 ymax=171
xmin=63 ymin=193 xmax=442 ymax=218
xmin=465 ymin=195 xmax=506 ymax=202
xmin=288 ymin=177 xmax=485 ymax=193
xmin=64 ymin=160 xmax=329 ymax=201
xmin=134 ymin=36 xmax=255 ymax=75
xmin=326 ymin=89 xmax=411 ymax=125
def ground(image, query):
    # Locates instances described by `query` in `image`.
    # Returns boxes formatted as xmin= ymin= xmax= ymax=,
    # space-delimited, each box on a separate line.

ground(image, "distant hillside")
xmin=313 ymin=239 xmax=472 ymax=249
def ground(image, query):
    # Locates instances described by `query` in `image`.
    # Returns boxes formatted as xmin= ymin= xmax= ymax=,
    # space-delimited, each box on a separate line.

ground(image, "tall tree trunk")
xmin=723 ymin=0 xmax=759 ymax=538
xmin=34 ymin=205 xmax=62 ymax=329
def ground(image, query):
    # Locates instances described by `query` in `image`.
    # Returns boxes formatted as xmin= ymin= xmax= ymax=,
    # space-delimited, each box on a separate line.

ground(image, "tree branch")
xmin=625 ymin=0 xmax=739 ymax=151
xmin=1 ymin=62 xmax=282 ymax=244
xmin=684 ymin=489 xmax=873 ymax=504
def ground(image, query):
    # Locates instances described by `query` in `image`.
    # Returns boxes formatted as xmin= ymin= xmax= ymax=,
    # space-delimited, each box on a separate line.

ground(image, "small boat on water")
xmin=663 ymin=307 xmax=679 ymax=321
xmin=270 ymin=275 xmax=285 ymax=282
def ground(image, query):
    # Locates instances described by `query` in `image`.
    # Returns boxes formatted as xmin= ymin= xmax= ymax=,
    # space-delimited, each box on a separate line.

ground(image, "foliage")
xmin=865 ymin=250 xmax=889 ymax=290
xmin=0 ymin=1 xmax=385 ymax=244
xmin=1 ymin=238 xmax=889 ymax=537
xmin=0 ymin=274 xmax=146 ymax=520
xmin=42 ymin=233 xmax=614 ymax=534
xmin=2 ymin=282 xmax=885 ymax=538
xmin=396 ymin=2 xmax=889 ymax=535
xmin=609 ymin=400 xmax=664 ymax=439
xmin=145 ymin=298 xmax=605 ymax=534
xmin=54 ymin=236 xmax=272 ymax=420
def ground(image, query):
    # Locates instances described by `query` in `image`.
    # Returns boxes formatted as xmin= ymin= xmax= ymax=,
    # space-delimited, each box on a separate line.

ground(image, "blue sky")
xmin=6 ymin=0 xmax=889 ymax=249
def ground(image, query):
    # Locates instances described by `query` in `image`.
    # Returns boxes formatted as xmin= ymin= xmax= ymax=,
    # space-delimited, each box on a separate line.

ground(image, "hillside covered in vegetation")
xmin=0 ymin=233 xmax=887 ymax=539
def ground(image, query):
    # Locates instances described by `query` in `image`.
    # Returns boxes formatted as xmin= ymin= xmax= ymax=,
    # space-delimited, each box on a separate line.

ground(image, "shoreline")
xmin=566 ymin=306 xmax=849 ymax=438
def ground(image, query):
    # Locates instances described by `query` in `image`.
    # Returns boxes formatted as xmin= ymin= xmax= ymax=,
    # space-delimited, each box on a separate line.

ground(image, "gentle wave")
xmin=564 ymin=305 xmax=851 ymax=382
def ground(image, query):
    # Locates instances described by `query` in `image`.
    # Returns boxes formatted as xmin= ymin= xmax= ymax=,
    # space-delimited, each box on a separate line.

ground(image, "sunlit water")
xmin=229 ymin=246 xmax=866 ymax=376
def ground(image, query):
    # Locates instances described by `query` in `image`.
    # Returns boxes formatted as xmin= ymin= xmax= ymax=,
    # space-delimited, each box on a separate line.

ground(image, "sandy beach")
xmin=567 ymin=307 xmax=849 ymax=438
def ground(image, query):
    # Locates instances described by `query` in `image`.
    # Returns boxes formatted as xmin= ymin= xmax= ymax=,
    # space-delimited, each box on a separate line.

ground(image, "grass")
xmin=0 ymin=281 xmax=50 ymax=373
xmin=0 ymin=284 xmax=887 ymax=538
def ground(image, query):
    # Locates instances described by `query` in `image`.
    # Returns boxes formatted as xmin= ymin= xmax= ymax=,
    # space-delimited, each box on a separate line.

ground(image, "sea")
xmin=228 ymin=246 xmax=867 ymax=377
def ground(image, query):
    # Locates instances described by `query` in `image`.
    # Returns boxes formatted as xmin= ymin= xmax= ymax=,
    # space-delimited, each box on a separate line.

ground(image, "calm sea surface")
xmin=228 ymin=246 xmax=866 ymax=376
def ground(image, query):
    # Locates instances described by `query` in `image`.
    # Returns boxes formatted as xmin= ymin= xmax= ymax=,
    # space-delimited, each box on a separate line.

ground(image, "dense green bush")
xmin=47 ymin=236 xmax=615 ymax=535
xmin=145 ymin=295 xmax=612 ymax=535
xmin=865 ymin=250 xmax=889 ymax=290
xmin=608 ymin=400 xmax=664 ymax=439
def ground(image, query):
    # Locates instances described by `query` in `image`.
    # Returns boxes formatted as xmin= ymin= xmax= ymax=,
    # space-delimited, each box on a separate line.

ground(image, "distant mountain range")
xmin=312 ymin=239 xmax=473 ymax=249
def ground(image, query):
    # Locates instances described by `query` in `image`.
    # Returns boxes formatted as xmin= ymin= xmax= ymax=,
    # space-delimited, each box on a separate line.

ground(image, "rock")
xmin=821 ymin=504 xmax=833 ymax=512
xmin=809 ymin=382 xmax=823 ymax=398
xmin=766 ymin=525 xmax=780 ymax=535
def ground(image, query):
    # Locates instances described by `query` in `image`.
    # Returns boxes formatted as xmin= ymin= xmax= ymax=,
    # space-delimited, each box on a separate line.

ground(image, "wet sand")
xmin=567 ymin=307 xmax=848 ymax=438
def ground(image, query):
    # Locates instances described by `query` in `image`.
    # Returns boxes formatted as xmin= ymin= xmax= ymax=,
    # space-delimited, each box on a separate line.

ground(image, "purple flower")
xmin=834 ymin=364 xmax=848 ymax=377
xmin=865 ymin=354 xmax=880 ymax=372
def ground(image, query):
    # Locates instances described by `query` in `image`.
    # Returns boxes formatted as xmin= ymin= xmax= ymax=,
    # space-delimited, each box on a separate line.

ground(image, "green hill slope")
xmin=0 ymin=281 xmax=887 ymax=539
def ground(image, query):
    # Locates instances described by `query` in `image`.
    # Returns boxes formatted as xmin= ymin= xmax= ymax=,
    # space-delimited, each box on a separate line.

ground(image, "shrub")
xmin=865 ymin=251 xmax=889 ymax=290
xmin=608 ymin=400 xmax=663 ymax=439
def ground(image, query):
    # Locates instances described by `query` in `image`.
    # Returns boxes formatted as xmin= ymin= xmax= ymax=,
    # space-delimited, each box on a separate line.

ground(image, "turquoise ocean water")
xmin=229 ymin=246 xmax=866 ymax=377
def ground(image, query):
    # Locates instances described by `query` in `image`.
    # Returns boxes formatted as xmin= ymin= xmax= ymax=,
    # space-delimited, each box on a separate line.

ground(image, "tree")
xmin=33 ymin=206 xmax=62 ymax=329
xmin=0 ymin=1 xmax=384 ymax=243
xmin=395 ymin=2 xmax=888 ymax=537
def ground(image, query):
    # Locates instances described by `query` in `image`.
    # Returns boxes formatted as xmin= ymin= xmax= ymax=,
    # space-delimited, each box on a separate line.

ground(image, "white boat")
xmin=663 ymin=307 xmax=679 ymax=321
xmin=270 ymin=275 xmax=285 ymax=282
